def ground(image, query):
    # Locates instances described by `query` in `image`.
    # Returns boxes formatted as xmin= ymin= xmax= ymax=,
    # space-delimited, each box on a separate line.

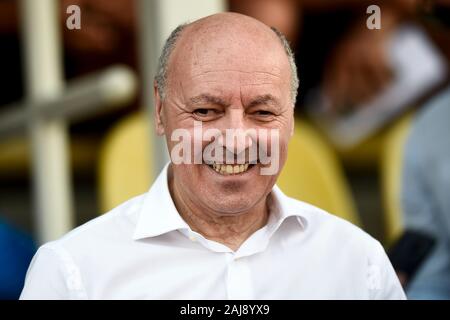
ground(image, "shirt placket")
xmin=226 ymin=254 xmax=255 ymax=300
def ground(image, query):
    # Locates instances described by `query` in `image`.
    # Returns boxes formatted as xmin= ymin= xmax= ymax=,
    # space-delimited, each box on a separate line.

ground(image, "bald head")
xmin=155 ymin=12 xmax=298 ymax=105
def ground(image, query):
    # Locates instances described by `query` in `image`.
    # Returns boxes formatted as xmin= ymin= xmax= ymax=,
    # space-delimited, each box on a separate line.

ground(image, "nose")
xmin=217 ymin=108 xmax=254 ymax=156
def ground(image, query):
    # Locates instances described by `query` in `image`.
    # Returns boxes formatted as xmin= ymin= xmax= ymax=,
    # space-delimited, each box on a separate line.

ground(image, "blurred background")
xmin=0 ymin=0 xmax=449 ymax=300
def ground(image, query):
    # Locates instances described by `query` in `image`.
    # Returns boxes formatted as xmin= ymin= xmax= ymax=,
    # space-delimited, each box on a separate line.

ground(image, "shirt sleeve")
xmin=369 ymin=241 xmax=407 ymax=300
xmin=20 ymin=244 xmax=86 ymax=300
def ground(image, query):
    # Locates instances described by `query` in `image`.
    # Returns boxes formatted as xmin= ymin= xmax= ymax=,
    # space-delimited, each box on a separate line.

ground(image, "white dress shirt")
xmin=20 ymin=163 xmax=406 ymax=300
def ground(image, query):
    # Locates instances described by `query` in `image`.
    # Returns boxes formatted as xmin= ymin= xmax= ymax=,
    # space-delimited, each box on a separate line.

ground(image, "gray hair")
xmin=155 ymin=23 xmax=299 ymax=106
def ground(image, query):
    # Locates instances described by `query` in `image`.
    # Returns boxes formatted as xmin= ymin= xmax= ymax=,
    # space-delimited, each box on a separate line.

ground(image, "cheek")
xmin=259 ymin=130 xmax=289 ymax=157
xmin=279 ymin=135 xmax=290 ymax=157
xmin=279 ymin=143 xmax=289 ymax=171
xmin=173 ymin=164 xmax=205 ymax=190
xmin=165 ymin=125 xmax=204 ymax=164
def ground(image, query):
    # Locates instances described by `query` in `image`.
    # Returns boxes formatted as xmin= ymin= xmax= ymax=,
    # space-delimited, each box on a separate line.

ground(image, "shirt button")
xmin=189 ymin=234 xmax=197 ymax=242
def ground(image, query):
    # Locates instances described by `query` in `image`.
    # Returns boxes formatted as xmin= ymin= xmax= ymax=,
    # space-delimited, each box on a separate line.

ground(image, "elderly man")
xmin=20 ymin=13 xmax=405 ymax=299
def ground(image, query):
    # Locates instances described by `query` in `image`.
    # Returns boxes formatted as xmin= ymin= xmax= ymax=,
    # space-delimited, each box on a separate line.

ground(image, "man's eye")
xmin=193 ymin=109 xmax=216 ymax=117
xmin=254 ymin=110 xmax=274 ymax=116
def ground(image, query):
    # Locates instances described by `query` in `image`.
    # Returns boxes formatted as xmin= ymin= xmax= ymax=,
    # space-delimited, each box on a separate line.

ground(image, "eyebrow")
xmin=187 ymin=94 xmax=228 ymax=108
xmin=247 ymin=94 xmax=280 ymax=108
xmin=187 ymin=93 xmax=280 ymax=109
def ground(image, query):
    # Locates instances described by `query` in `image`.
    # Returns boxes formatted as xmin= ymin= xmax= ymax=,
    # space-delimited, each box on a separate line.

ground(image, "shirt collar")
xmin=132 ymin=163 xmax=189 ymax=240
xmin=133 ymin=162 xmax=310 ymax=241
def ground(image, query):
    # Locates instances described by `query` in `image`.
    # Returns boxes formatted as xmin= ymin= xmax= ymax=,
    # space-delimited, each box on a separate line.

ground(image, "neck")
xmin=168 ymin=171 xmax=270 ymax=252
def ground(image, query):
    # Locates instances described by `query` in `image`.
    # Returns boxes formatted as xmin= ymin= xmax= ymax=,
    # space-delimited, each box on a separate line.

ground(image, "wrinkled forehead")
xmin=168 ymin=24 xmax=291 ymax=94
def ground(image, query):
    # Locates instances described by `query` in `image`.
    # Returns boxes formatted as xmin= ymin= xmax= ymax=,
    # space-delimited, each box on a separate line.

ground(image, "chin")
xmin=201 ymin=192 xmax=260 ymax=216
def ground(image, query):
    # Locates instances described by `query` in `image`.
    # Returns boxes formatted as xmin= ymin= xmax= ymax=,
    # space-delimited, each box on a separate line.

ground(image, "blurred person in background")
xmin=396 ymin=1 xmax=450 ymax=300
xmin=0 ymin=217 xmax=35 ymax=300
xmin=400 ymin=86 xmax=450 ymax=299
xmin=229 ymin=0 xmax=450 ymax=112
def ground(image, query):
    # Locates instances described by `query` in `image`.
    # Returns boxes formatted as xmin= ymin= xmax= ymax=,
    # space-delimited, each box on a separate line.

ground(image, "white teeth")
xmin=208 ymin=163 xmax=252 ymax=175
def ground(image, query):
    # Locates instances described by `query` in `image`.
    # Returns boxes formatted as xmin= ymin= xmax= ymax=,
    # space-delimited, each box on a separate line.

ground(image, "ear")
xmin=154 ymin=81 xmax=165 ymax=136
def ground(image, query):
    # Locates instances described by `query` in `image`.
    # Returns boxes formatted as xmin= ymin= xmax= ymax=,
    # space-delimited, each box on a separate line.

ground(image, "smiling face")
xmin=154 ymin=13 xmax=295 ymax=216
